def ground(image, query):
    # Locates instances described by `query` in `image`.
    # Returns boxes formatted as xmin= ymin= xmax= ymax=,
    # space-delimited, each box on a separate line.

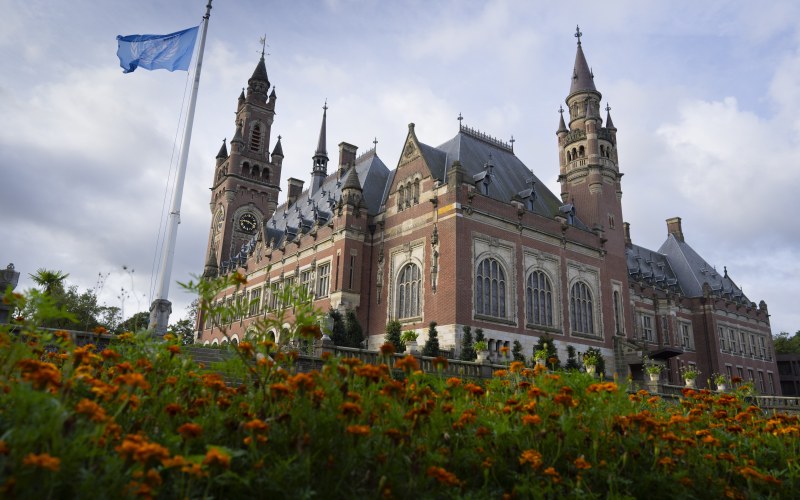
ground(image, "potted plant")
xmin=712 ymin=373 xmax=728 ymax=392
xmin=533 ymin=343 xmax=549 ymax=366
xmin=473 ymin=340 xmax=489 ymax=363
xmin=680 ymin=365 xmax=700 ymax=388
xmin=401 ymin=330 xmax=419 ymax=353
xmin=643 ymin=357 xmax=662 ymax=382
xmin=582 ymin=351 xmax=600 ymax=376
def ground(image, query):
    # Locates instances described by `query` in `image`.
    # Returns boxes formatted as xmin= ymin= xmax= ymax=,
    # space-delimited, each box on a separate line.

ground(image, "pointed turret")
xmin=311 ymin=102 xmax=329 ymax=193
xmin=215 ymin=138 xmax=228 ymax=167
xmin=569 ymin=26 xmax=597 ymax=97
xmin=342 ymin=165 xmax=363 ymax=207
xmin=272 ymin=135 xmax=284 ymax=158
xmin=557 ymin=108 xmax=568 ymax=134
xmin=246 ymin=53 xmax=270 ymax=102
xmin=230 ymin=122 xmax=244 ymax=152
xmin=605 ymin=103 xmax=616 ymax=130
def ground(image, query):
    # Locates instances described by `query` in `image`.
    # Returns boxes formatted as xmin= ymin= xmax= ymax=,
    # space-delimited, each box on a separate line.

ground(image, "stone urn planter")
xmin=476 ymin=350 xmax=490 ymax=363
xmin=649 ymin=373 xmax=660 ymax=383
xmin=717 ymin=383 xmax=727 ymax=392
xmin=685 ymin=378 xmax=696 ymax=389
xmin=405 ymin=340 xmax=418 ymax=354
xmin=535 ymin=357 xmax=546 ymax=367
xmin=585 ymin=364 xmax=596 ymax=376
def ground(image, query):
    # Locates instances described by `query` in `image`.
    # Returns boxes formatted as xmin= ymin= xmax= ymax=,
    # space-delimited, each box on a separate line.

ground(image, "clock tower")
xmin=203 ymin=52 xmax=283 ymax=277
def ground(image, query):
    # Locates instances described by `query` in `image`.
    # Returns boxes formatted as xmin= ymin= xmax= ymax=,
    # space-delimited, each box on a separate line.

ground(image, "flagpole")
xmin=149 ymin=0 xmax=213 ymax=337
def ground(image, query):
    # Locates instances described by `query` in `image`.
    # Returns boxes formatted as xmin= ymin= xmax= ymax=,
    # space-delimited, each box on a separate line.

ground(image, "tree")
xmin=422 ymin=321 xmax=440 ymax=357
xmin=169 ymin=318 xmax=195 ymax=346
xmin=116 ymin=311 xmax=150 ymax=334
xmin=512 ymin=340 xmax=525 ymax=363
xmin=29 ymin=268 xmax=69 ymax=296
xmin=385 ymin=320 xmax=405 ymax=353
xmin=774 ymin=331 xmax=800 ymax=354
xmin=344 ymin=309 xmax=364 ymax=348
xmin=533 ymin=334 xmax=561 ymax=369
xmin=565 ymin=345 xmax=580 ymax=370
xmin=459 ymin=325 xmax=476 ymax=361
xmin=329 ymin=310 xmax=347 ymax=346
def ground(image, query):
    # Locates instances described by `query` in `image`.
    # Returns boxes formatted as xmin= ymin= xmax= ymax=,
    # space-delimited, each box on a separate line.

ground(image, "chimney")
xmin=338 ymin=142 xmax=358 ymax=177
xmin=666 ymin=217 xmax=684 ymax=242
xmin=623 ymin=222 xmax=632 ymax=248
xmin=287 ymin=178 xmax=304 ymax=206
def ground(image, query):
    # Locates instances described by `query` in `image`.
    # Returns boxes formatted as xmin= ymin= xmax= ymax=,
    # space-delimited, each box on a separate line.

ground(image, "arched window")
xmin=262 ymin=168 xmax=270 ymax=182
xmin=578 ymin=145 xmax=585 ymax=158
xmin=396 ymin=263 xmax=421 ymax=319
xmin=405 ymin=182 xmax=412 ymax=207
xmin=252 ymin=164 xmax=260 ymax=177
xmin=242 ymin=162 xmax=250 ymax=176
xmin=526 ymin=270 xmax=553 ymax=326
xmin=397 ymin=186 xmax=405 ymax=210
xmin=413 ymin=179 xmax=420 ymax=204
xmin=249 ymin=124 xmax=262 ymax=152
xmin=570 ymin=281 xmax=594 ymax=334
xmin=571 ymin=148 xmax=577 ymax=160
xmin=475 ymin=257 xmax=506 ymax=318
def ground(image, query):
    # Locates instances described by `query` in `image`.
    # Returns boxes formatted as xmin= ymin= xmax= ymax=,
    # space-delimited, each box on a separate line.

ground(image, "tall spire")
xmin=605 ymin=103 xmax=616 ymax=130
xmin=247 ymin=44 xmax=270 ymax=98
xmin=311 ymin=102 xmax=329 ymax=193
xmin=569 ymin=25 xmax=597 ymax=96
xmin=316 ymin=100 xmax=328 ymax=156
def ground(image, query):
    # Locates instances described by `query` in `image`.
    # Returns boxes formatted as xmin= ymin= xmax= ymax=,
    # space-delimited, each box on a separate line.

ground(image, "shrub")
xmin=512 ymin=340 xmax=525 ymax=363
xmin=384 ymin=320 xmax=404 ymax=353
xmin=422 ymin=321 xmax=440 ymax=357
xmin=459 ymin=325 xmax=476 ymax=361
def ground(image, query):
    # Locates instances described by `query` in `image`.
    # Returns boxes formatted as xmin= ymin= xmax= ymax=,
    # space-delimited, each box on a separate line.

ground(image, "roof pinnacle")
xmin=575 ymin=25 xmax=582 ymax=46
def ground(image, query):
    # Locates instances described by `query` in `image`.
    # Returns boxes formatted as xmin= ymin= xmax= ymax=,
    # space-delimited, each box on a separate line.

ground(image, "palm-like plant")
xmin=29 ymin=268 xmax=69 ymax=295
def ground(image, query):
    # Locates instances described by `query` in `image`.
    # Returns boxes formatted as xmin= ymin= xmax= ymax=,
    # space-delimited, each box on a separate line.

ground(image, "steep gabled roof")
xmin=626 ymin=243 xmax=682 ymax=293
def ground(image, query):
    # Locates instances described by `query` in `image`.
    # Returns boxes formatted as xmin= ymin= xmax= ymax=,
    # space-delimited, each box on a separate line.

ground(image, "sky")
xmin=1 ymin=0 xmax=798 ymax=334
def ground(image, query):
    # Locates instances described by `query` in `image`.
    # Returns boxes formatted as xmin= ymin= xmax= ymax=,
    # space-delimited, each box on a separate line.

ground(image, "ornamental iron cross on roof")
xmin=575 ymin=25 xmax=582 ymax=45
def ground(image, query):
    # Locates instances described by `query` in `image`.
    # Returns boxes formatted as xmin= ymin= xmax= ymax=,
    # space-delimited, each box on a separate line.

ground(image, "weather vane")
xmin=259 ymin=35 xmax=270 ymax=57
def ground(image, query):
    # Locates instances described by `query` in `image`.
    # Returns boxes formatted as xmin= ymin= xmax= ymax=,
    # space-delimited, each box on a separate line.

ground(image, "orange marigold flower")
xmin=101 ymin=349 xmax=121 ymax=361
xmin=116 ymin=434 xmax=170 ymax=464
xmin=493 ymin=370 xmax=508 ymax=378
xmin=243 ymin=419 xmax=269 ymax=432
xmin=499 ymin=346 xmax=510 ymax=355
xmin=519 ymin=449 xmax=543 ymax=469
xmin=464 ymin=383 xmax=485 ymax=397
xmin=76 ymin=398 xmax=107 ymax=422
xmin=22 ymin=452 xmax=61 ymax=472
xmin=432 ymin=356 xmax=448 ymax=370
xmin=17 ymin=359 xmax=61 ymax=389
xmin=395 ymin=355 xmax=419 ymax=373
xmin=237 ymin=341 xmax=254 ymax=356
xmin=231 ymin=272 xmax=247 ymax=285
xmin=574 ymin=456 xmax=592 ymax=470
xmin=341 ymin=357 xmax=363 ymax=368
xmin=270 ymin=383 xmax=291 ymax=397
xmin=177 ymin=423 xmax=203 ymax=439
xmin=298 ymin=324 xmax=322 ymax=340
xmin=379 ymin=343 xmax=396 ymax=356
xmin=288 ymin=372 xmax=316 ymax=391
xmin=658 ymin=456 xmax=675 ymax=467
xmin=509 ymin=361 xmax=525 ymax=373
xmin=522 ymin=414 xmax=542 ymax=426
xmin=426 ymin=466 xmax=461 ymax=487
xmin=339 ymin=402 xmax=363 ymax=417
xmin=354 ymin=364 xmax=385 ymax=382
xmin=446 ymin=377 xmax=462 ymax=388
xmin=527 ymin=386 xmax=546 ymax=398
xmin=93 ymin=326 xmax=108 ymax=335
xmin=553 ymin=394 xmax=577 ymax=408
xmin=543 ymin=466 xmax=561 ymax=482
xmin=346 ymin=425 xmax=371 ymax=436
xmin=164 ymin=403 xmax=182 ymax=416
xmin=115 ymin=372 xmax=150 ymax=391
xmin=203 ymin=448 xmax=231 ymax=468
xmin=167 ymin=345 xmax=181 ymax=355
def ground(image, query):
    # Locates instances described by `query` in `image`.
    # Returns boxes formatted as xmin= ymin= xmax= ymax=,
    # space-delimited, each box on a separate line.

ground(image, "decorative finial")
xmin=575 ymin=25 xmax=582 ymax=45
xmin=277 ymin=134 xmax=282 ymax=141
xmin=605 ymin=102 xmax=611 ymax=113
xmin=373 ymin=137 xmax=378 ymax=150
xmin=509 ymin=135 xmax=515 ymax=151
xmin=323 ymin=99 xmax=328 ymax=112
xmin=558 ymin=105 xmax=564 ymax=115
xmin=457 ymin=112 xmax=464 ymax=127
xmin=259 ymin=35 xmax=270 ymax=58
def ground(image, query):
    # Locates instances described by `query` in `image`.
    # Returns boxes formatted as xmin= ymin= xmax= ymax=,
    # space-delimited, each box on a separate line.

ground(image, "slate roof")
xmin=427 ymin=127 xmax=587 ymax=227
xmin=220 ymin=150 xmax=389 ymax=272
xmin=570 ymin=42 xmax=597 ymax=96
xmin=627 ymin=235 xmax=751 ymax=303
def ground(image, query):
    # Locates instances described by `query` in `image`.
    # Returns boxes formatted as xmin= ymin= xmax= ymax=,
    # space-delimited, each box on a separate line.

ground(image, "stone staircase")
xmin=185 ymin=346 xmax=235 ymax=369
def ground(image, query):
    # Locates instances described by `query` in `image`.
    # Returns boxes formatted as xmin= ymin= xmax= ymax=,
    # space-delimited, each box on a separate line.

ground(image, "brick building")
xmin=197 ymin=32 xmax=779 ymax=393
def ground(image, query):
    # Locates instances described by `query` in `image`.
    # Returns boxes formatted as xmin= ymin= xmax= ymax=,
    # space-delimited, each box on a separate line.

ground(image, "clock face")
xmin=238 ymin=213 xmax=258 ymax=233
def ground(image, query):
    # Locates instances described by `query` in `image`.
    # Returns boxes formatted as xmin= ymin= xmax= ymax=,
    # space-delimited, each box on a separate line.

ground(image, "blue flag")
xmin=117 ymin=26 xmax=199 ymax=73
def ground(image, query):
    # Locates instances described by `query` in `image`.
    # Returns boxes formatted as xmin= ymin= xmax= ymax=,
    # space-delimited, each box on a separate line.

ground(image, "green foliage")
xmin=512 ymin=340 xmax=525 ymax=363
xmin=329 ymin=309 xmax=347 ymax=346
xmin=422 ymin=321 xmax=440 ymax=357
xmin=565 ymin=345 xmax=580 ymax=370
xmin=1 ymin=283 xmax=798 ymax=498
xmin=533 ymin=334 xmax=560 ymax=369
xmin=400 ymin=330 xmax=418 ymax=343
xmin=474 ymin=328 xmax=485 ymax=343
xmin=773 ymin=331 xmax=800 ymax=354
xmin=459 ymin=325 xmax=476 ymax=361
xmin=344 ymin=309 xmax=364 ymax=348
xmin=384 ymin=320 xmax=405 ymax=353
xmin=583 ymin=347 xmax=605 ymax=375
xmin=168 ymin=318 xmax=195 ymax=346
xmin=116 ymin=311 xmax=151 ymax=334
